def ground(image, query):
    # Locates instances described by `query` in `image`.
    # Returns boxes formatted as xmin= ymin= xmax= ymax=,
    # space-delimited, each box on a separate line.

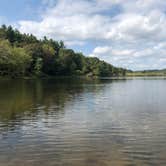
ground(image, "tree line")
xmin=0 ymin=25 xmax=127 ymax=77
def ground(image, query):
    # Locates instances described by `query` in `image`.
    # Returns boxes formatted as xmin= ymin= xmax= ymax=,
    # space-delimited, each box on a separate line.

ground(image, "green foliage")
xmin=0 ymin=40 xmax=32 ymax=76
xmin=0 ymin=40 xmax=12 ymax=75
xmin=0 ymin=25 xmax=127 ymax=77
xmin=58 ymin=49 xmax=77 ymax=75
xmin=34 ymin=58 xmax=43 ymax=76
xmin=11 ymin=47 xmax=32 ymax=76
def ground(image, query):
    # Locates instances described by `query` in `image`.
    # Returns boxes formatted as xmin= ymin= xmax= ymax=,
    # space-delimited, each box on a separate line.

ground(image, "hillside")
xmin=0 ymin=25 xmax=127 ymax=78
xmin=127 ymin=69 xmax=166 ymax=76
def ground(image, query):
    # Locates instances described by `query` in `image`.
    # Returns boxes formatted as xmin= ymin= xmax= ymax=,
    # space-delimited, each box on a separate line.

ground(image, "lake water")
xmin=0 ymin=78 xmax=166 ymax=166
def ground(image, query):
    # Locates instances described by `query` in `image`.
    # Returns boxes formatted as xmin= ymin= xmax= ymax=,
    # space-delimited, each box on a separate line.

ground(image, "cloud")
xmin=17 ymin=0 xmax=166 ymax=70
xmin=90 ymin=41 xmax=166 ymax=70
xmin=19 ymin=0 xmax=112 ymax=41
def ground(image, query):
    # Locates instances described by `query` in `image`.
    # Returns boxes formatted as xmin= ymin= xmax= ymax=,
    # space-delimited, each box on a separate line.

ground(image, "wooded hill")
xmin=0 ymin=25 xmax=127 ymax=78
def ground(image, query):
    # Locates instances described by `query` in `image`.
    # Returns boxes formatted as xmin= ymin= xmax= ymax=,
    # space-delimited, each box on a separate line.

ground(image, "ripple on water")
xmin=0 ymin=78 xmax=166 ymax=166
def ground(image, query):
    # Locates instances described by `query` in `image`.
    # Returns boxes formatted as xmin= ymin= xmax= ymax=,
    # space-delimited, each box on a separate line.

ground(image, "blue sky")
xmin=0 ymin=0 xmax=166 ymax=70
xmin=0 ymin=0 xmax=42 ymax=21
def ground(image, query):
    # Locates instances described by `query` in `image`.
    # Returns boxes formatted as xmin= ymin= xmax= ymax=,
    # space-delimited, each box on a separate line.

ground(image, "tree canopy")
xmin=0 ymin=25 xmax=127 ymax=77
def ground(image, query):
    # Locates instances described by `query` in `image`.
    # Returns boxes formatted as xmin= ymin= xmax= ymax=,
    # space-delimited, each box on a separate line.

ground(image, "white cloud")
xmin=65 ymin=40 xmax=85 ymax=46
xmin=93 ymin=46 xmax=111 ymax=54
xmin=90 ymin=41 xmax=166 ymax=70
xmin=17 ymin=0 xmax=166 ymax=70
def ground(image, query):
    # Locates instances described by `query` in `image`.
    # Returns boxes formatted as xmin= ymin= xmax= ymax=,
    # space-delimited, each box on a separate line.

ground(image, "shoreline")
xmin=1 ymin=75 xmax=166 ymax=81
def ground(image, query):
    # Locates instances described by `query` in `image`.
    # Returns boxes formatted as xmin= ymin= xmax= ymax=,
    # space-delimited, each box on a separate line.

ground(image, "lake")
xmin=0 ymin=78 xmax=166 ymax=166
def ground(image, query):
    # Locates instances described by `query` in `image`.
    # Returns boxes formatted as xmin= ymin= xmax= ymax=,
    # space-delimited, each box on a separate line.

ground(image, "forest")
xmin=0 ymin=25 xmax=127 ymax=78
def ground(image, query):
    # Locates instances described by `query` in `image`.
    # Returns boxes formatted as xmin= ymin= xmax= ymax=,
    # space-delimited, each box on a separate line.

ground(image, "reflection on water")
xmin=0 ymin=78 xmax=166 ymax=166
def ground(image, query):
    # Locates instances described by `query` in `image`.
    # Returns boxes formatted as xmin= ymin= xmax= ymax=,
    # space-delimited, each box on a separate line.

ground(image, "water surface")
xmin=0 ymin=78 xmax=166 ymax=166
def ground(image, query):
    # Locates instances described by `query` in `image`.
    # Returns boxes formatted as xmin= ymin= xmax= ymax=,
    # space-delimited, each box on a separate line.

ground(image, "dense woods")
xmin=0 ymin=25 xmax=127 ymax=77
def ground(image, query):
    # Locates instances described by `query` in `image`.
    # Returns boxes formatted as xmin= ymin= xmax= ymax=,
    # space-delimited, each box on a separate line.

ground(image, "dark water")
xmin=0 ymin=78 xmax=166 ymax=166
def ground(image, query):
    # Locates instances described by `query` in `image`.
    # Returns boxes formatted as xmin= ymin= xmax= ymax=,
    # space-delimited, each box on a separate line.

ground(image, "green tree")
xmin=0 ymin=40 xmax=12 ymax=75
xmin=11 ymin=47 xmax=32 ymax=76
xmin=34 ymin=58 xmax=43 ymax=76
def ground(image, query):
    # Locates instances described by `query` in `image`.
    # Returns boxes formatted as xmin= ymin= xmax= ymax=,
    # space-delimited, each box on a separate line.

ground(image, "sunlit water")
xmin=0 ymin=78 xmax=166 ymax=166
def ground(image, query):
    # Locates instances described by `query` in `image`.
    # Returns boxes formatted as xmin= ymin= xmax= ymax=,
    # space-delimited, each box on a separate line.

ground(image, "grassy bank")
xmin=127 ymin=71 xmax=166 ymax=77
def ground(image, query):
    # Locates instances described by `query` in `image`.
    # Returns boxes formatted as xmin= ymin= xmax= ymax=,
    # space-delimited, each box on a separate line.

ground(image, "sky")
xmin=0 ymin=0 xmax=166 ymax=70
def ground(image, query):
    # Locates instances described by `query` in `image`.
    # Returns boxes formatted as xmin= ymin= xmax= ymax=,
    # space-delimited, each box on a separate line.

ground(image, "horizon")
xmin=0 ymin=0 xmax=166 ymax=70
